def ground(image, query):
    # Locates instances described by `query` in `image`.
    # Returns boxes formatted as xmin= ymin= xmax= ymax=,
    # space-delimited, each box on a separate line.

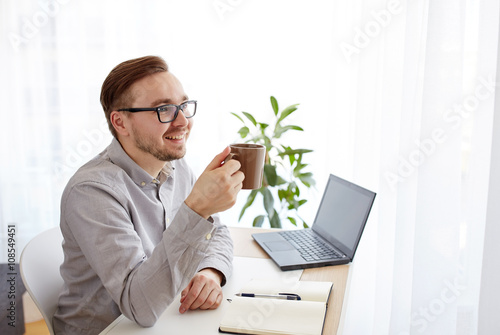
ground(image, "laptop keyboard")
xmin=279 ymin=230 xmax=344 ymax=262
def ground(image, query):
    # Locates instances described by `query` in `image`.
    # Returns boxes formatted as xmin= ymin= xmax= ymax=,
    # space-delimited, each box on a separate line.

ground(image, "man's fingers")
xmin=184 ymin=147 xmax=244 ymax=218
xmin=199 ymin=290 xmax=222 ymax=310
xmin=178 ymin=270 xmax=224 ymax=313
xmin=179 ymin=282 xmax=191 ymax=304
xmin=179 ymin=276 xmax=210 ymax=313
xmin=212 ymin=292 xmax=223 ymax=309
xmin=188 ymin=285 xmax=210 ymax=310
xmin=179 ymin=279 xmax=203 ymax=313
xmin=204 ymin=146 xmax=231 ymax=172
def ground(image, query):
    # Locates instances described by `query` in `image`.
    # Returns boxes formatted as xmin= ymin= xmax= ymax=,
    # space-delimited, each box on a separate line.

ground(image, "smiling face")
xmin=111 ymin=71 xmax=193 ymax=174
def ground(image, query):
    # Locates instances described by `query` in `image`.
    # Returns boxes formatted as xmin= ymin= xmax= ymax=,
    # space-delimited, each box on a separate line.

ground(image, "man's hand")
xmin=185 ymin=147 xmax=244 ymax=219
xmin=179 ymin=268 xmax=224 ymax=314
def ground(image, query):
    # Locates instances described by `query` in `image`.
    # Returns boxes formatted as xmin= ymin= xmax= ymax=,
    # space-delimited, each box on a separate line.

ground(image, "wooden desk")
xmin=230 ymin=227 xmax=350 ymax=335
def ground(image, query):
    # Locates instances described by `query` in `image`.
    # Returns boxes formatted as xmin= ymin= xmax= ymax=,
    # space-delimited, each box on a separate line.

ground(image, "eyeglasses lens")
xmin=158 ymin=101 xmax=196 ymax=123
xmin=180 ymin=101 xmax=196 ymax=118
xmin=158 ymin=106 xmax=178 ymax=123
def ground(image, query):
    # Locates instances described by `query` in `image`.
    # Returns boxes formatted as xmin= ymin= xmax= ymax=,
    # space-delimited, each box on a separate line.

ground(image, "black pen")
xmin=235 ymin=293 xmax=301 ymax=300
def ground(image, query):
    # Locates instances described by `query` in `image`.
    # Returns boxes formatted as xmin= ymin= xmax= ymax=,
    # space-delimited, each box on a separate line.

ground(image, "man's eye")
xmin=159 ymin=106 xmax=176 ymax=112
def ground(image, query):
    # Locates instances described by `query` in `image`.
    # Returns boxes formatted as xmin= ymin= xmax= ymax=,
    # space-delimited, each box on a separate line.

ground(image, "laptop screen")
xmin=312 ymin=174 xmax=376 ymax=259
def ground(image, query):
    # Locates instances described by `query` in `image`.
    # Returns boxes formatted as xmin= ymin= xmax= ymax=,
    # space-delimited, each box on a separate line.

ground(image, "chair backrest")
xmin=20 ymin=227 xmax=64 ymax=335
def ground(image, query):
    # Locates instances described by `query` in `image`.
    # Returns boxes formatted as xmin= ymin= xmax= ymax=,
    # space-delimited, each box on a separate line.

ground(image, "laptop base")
xmin=252 ymin=232 xmax=351 ymax=271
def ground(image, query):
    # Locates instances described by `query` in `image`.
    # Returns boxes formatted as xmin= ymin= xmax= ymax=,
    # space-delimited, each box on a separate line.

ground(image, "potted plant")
xmin=231 ymin=96 xmax=315 ymax=228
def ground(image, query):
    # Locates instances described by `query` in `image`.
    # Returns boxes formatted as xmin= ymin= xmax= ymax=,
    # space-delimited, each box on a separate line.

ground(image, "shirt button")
xmin=141 ymin=182 xmax=146 ymax=186
xmin=206 ymin=233 xmax=212 ymax=240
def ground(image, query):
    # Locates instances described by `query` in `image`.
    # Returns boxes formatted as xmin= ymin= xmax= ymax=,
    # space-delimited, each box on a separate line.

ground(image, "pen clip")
xmin=279 ymin=293 xmax=302 ymax=300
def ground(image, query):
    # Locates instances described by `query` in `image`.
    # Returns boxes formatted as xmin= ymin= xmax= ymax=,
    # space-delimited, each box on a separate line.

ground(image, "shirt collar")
xmin=107 ymin=138 xmax=174 ymax=187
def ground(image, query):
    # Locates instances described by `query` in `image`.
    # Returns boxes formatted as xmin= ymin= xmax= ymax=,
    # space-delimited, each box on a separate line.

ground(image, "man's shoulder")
xmin=66 ymin=154 xmax=126 ymax=189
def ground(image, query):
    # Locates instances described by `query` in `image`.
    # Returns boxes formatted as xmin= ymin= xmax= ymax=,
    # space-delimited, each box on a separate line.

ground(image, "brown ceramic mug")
xmin=224 ymin=143 xmax=266 ymax=189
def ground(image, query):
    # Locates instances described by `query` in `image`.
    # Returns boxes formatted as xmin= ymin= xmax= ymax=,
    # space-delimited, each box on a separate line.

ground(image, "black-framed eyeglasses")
xmin=118 ymin=100 xmax=197 ymax=123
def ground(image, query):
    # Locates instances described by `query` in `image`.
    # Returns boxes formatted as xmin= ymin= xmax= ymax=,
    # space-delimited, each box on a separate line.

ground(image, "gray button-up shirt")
xmin=53 ymin=139 xmax=233 ymax=334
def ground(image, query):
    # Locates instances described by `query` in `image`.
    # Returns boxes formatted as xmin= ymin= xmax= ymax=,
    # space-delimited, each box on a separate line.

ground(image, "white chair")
xmin=20 ymin=227 xmax=64 ymax=335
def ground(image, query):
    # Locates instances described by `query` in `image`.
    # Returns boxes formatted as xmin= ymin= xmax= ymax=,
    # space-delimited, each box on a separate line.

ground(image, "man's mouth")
xmin=165 ymin=134 xmax=185 ymax=140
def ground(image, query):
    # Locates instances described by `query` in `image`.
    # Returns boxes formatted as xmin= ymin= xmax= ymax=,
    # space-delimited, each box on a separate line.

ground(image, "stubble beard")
xmin=133 ymin=128 xmax=187 ymax=162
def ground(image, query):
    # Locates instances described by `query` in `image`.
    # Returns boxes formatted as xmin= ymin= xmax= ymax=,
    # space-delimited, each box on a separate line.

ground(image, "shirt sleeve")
xmin=62 ymin=181 xmax=221 ymax=327
xmin=182 ymin=160 xmax=234 ymax=286
xmin=195 ymin=212 xmax=233 ymax=286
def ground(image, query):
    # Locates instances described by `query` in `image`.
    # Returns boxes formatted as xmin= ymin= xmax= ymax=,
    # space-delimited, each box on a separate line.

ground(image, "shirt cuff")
xmin=168 ymin=202 xmax=216 ymax=246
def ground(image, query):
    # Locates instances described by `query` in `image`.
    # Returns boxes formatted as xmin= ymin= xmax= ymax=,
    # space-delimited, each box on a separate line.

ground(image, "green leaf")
xmin=276 ymin=176 xmax=287 ymax=185
xmin=277 ymin=104 xmax=299 ymax=123
xmin=269 ymin=210 xmax=282 ymax=228
xmin=251 ymin=134 xmax=266 ymax=144
xmin=259 ymin=123 xmax=269 ymax=131
xmin=253 ymin=215 xmax=266 ymax=227
xmin=238 ymin=126 xmax=250 ymax=138
xmin=238 ymin=190 xmax=258 ymax=221
xmin=294 ymin=184 xmax=300 ymax=196
xmin=270 ymin=96 xmax=279 ymax=116
xmin=278 ymin=189 xmax=286 ymax=202
xmin=298 ymin=172 xmax=315 ymax=187
xmin=262 ymin=187 xmax=275 ymax=217
xmin=231 ymin=112 xmax=245 ymax=123
xmin=263 ymin=164 xmax=278 ymax=186
xmin=274 ymin=125 xmax=304 ymax=138
xmin=287 ymin=216 xmax=297 ymax=226
xmin=302 ymin=221 xmax=309 ymax=228
xmin=287 ymin=197 xmax=306 ymax=211
xmin=278 ymin=148 xmax=313 ymax=158
xmin=280 ymin=190 xmax=292 ymax=204
xmin=293 ymin=163 xmax=307 ymax=174
xmin=264 ymin=139 xmax=273 ymax=152
xmin=242 ymin=112 xmax=257 ymax=126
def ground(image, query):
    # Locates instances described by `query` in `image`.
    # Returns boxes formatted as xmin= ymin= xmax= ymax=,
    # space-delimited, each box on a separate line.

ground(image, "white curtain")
xmin=333 ymin=0 xmax=500 ymax=334
xmin=1 ymin=1 xmax=499 ymax=334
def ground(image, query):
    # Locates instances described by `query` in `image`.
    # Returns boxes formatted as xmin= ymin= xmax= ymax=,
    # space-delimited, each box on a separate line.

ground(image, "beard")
xmin=131 ymin=126 xmax=187 ymax=162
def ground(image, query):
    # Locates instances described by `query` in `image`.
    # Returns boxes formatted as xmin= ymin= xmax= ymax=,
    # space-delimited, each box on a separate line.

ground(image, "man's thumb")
xmin=205 ymin=146 xmax=231 ymax=172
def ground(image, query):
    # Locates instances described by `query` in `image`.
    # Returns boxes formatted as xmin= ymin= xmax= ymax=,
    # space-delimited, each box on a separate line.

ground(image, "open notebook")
xmin=219 ymin=279 xmax=333 ymax=335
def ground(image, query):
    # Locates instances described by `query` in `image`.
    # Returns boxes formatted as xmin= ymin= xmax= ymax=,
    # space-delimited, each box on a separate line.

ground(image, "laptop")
xmin=252 ymin=174 xmax=376 ymax=270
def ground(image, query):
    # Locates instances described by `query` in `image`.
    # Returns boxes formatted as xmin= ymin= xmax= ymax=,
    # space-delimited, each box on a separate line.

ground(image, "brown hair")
xmin=100 ymin=55 xmax=168 ymax=138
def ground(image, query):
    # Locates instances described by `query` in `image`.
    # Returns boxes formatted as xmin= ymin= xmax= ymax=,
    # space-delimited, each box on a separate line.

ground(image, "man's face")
xmin=124 ymin=71 xmax=193 ymax=162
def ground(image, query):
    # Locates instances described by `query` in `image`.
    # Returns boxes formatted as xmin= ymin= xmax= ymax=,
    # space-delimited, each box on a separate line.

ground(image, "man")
xmin=53 ymin=56 xmax=243 ymax=334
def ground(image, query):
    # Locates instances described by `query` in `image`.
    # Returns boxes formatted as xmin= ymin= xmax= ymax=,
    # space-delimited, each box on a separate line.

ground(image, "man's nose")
xmin=172 ymin=109 xmax=189 ymax=126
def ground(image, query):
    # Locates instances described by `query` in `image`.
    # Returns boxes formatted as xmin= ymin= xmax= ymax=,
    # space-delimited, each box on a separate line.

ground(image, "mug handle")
xmin=222 ymin=153 xmax=238 ymax=165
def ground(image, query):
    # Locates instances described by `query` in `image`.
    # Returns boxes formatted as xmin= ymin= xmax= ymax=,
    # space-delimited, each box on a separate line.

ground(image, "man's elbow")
xmin=131 ymin=308 xmax=160 ymax=328
xmin=135 ymin=315 xmax=158 ymax=328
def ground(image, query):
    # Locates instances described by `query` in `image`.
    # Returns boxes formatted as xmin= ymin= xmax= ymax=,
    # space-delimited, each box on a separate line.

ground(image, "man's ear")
xmin=110 ymin=110 xmax=130 ymax=137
